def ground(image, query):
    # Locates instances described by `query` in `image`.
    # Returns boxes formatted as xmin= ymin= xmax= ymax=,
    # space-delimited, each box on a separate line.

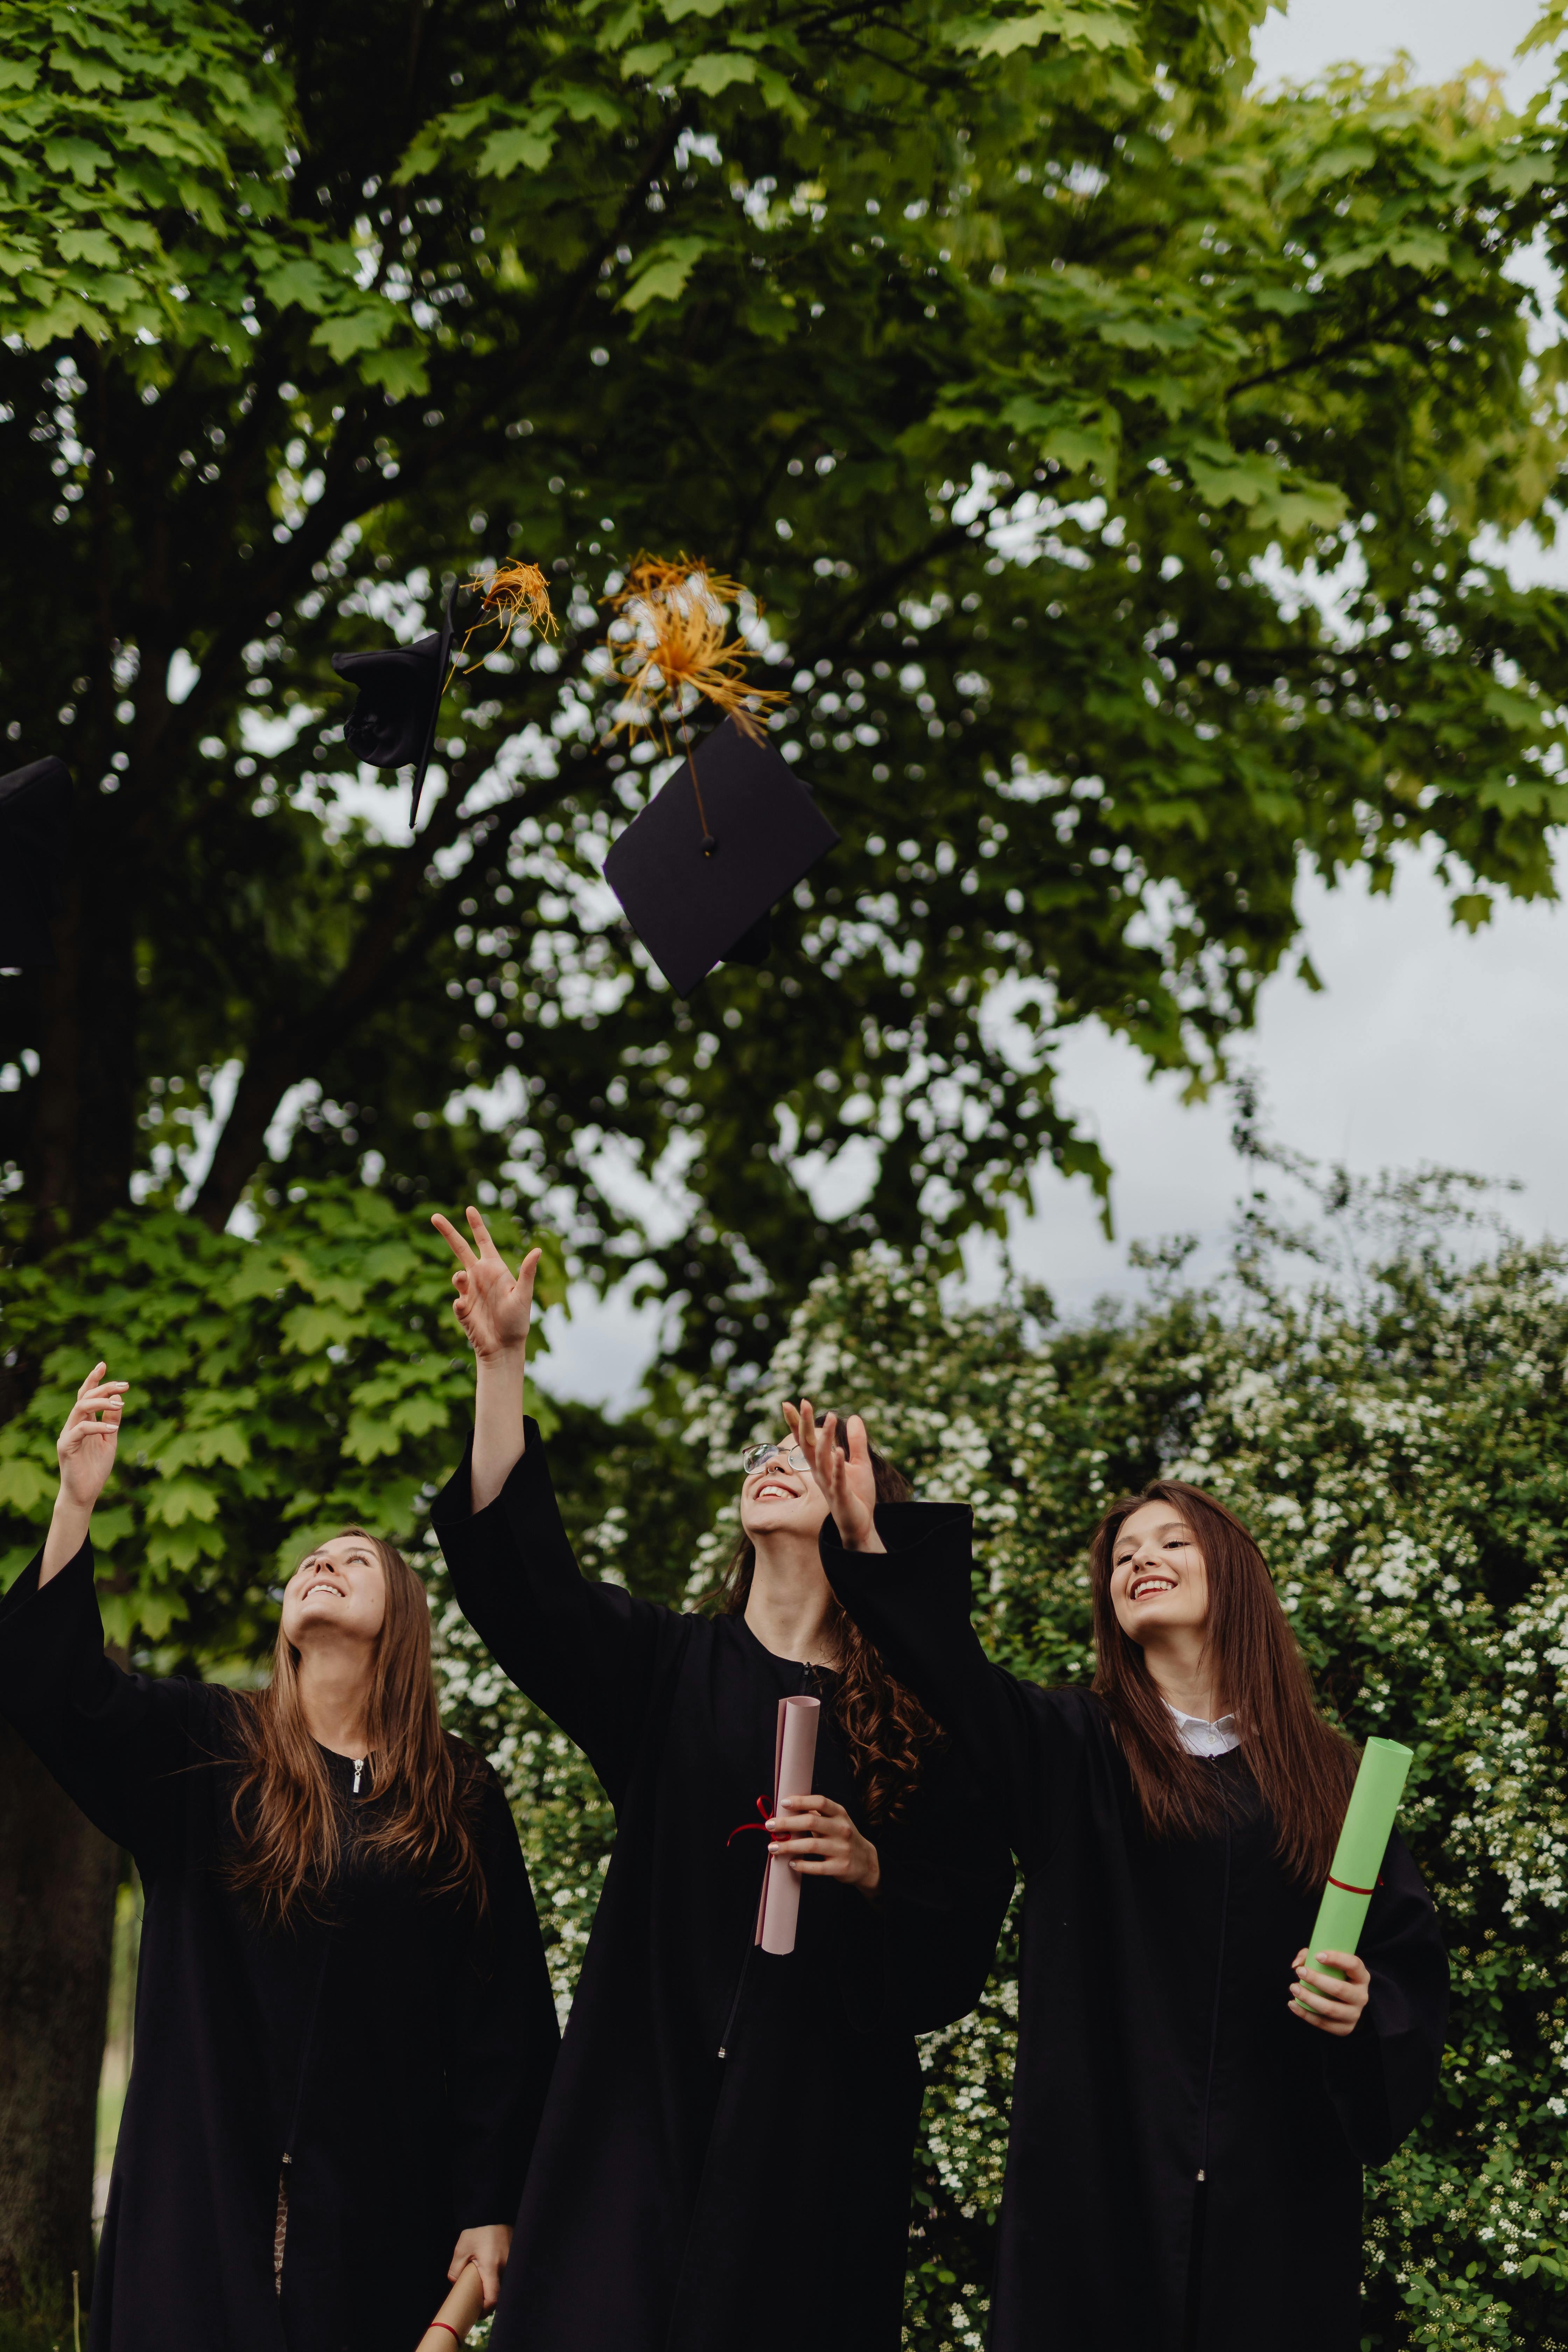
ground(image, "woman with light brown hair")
xmin=816 ymin=1434 xmax=1450 ymax=2352
xmin=428 ymin=1208 xmax=1014 ymax=2352
xmin=0 ymin=1360 xmax=558 ymax=2352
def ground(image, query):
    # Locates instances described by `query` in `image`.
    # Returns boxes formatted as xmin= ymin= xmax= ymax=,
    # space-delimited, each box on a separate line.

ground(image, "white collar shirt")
xmin=1165 ymin=1702 xmax=1240 ymax=1758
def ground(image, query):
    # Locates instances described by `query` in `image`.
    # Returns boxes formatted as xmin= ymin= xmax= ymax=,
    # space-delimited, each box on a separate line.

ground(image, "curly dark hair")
xmin=711 ymin=1426 xmax=942 ymax=1824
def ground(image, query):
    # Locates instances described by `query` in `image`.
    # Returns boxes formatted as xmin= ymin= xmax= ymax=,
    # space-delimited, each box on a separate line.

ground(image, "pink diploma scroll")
xmin=755 ymin=1693 xmax=820 ymax=1955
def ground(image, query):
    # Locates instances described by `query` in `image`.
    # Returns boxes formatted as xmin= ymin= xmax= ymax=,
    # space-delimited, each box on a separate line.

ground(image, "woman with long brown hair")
xmin=814 ymin=1427 xmax=1449 ymax=2352
xmin=428 ymin=1209 xmax=1013 ymax=2352
xmin=0 ymin=1359 xmax=558 ymax=2352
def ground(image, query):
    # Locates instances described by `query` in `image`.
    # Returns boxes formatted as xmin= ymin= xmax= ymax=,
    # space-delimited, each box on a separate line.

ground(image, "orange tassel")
xmin=605 ymin=554 xmax=788 ymax=748
xmin=454 ymin=560 xmax=559 ymax=674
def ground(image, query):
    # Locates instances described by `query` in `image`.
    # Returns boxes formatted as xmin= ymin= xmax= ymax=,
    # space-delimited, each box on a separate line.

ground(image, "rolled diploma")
xmin=1305 ymin=1737 xmax=1413 ymax=1982
xmin=414 ymin=2260 xmax=486 ymax=2350
xmin=756 ymin=1693 xmax=820 ymax=1955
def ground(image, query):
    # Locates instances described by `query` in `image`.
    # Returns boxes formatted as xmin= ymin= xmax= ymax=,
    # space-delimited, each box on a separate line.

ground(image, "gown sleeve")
xmin=0 ymin=1539 xmax=203 ymax=1868
xmin=430 ymin=1422 xmax=678 ymax=1807
xmin=820 ymin=1502 xmax=1063 ymax=1869
xmin=444 ymin=1763 xmax=561 ymax=2230
xmin=1316 ymin=1827 xmax=1450 ymax=2163
xmin=836 ymin=1731 xmax=1016 ymax=2036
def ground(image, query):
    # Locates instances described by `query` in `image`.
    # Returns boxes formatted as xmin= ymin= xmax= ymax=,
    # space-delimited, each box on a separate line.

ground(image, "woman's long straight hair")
xmin=1090 ymin=1481 xmax=1356 ymax=1885
xmin=714 ymin=1429 xmax=942 ymax=1825
xmin=226 ymin=1528 xmax=485 ymax=1925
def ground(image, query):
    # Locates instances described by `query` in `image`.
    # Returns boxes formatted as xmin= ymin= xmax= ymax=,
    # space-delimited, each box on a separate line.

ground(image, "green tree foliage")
xmin=0 ymin=1186 xmax=567 ymax=1656
xmin=2 ymin=0 xmax=1567 ymax=1376
xmin=435 ymin=1181 xmax=1568 ymax=2349
xmin=0 ymin=1 xmax=427 ymax=388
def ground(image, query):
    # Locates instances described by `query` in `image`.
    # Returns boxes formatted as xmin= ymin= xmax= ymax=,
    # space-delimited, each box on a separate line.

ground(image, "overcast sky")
xmin=1252 ymin=0 xmax=1550 ymax=101
xmin=540 ymin=0 xmax=1568 ymax=1410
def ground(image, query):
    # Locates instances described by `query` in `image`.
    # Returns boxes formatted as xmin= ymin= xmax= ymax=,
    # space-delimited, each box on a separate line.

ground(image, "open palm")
xmin=431 ymin=1208 xmax=539 ymax=1361
xmin=784 ymin=1398 xmax=884 ymax=1553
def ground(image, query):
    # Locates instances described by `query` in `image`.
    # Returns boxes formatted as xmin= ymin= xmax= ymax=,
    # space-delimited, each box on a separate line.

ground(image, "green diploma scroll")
xmin=1306 ymin=1737 xmax=1413 ymax=1980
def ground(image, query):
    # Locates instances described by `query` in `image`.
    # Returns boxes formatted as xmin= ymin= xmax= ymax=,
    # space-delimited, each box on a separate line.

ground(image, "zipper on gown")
xmin=274 ymin=1945 xmax=329 ymax=2292
xmin=716 ymin=1917 xmax=757 ymax=2060
xmin=273 ymin=2154 xmax=290 ymax=2294
xmin=1183 ymin=1767 xmax=1234 ymax=2347
xmin=1197 ymin=1778 xmax=1234 ymax=2177
xmin=274 ymin=1756 xmax=366 ymax=2286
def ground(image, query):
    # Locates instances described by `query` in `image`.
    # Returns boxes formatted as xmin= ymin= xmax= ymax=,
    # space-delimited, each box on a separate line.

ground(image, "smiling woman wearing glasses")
xmin=428 ymin=1207 xmax=1013 ymax=2352
xmin=0 ymin=1362 xmax=559 ymax=2352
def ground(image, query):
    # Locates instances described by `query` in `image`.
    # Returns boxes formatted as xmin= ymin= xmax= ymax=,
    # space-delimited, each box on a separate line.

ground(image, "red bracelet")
xmin=426 ymin=2326 xmax=461 ymax=2344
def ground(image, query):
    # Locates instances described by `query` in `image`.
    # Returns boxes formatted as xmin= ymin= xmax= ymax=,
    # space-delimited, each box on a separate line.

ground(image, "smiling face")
xmin=1108 ymin=1500 xmax=1211 ymax=1648
xmin=280 ymin=1532 xmax=388 ymax=1655
xmin=739 ymin=1446 xmax=832 ymax=1546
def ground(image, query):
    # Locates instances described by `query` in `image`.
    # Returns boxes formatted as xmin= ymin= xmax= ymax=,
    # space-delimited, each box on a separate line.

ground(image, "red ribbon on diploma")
xmin=1326 ymin=1872 xmax=1383 ymax=1895
xmin=727 ymin=1796 xmax=782 ymax=1848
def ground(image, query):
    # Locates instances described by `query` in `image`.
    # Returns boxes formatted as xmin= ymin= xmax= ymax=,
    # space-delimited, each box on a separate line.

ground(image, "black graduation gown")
xmin=430 ymin=1425 xmax=1015 ymax=2352
xmin=0 ymin=1538 xmax=560 ymax=2352
xmin=821 ymin=1504 xmax=1450 ymax=2352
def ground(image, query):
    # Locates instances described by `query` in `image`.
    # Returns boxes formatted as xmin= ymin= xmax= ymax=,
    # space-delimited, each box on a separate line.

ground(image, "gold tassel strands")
xmin=605 ymin=555 xmax=788 ymax=749
xmin=453 ymin=559 xmax=559 ymax=676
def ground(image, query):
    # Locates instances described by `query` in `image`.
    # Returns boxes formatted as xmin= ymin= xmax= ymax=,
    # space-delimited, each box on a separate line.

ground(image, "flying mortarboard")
xmin=600 ymin=555 xmax=835 ymax=993
xmin=0 ymin=755 xmax=71 ymax=968
xmin=603 ymin=716 xmax=839 ymax=997
xmin=331 ymin=584 xmax=457 ymax=830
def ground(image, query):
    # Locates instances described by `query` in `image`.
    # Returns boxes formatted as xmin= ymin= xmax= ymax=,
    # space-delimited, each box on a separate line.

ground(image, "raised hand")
xmin=431 ymin=1207 xmax=540 ymax=1363
xmin=783 ymin=1398 xmax=885 ymax=1554
xmin=57 ymin=1361 xmax=129 ymax=1513
xmin=433 ymin=1208 xmax=539 ymax=1510
xmin=41 ymin=1361 xmax=130 ymax=1586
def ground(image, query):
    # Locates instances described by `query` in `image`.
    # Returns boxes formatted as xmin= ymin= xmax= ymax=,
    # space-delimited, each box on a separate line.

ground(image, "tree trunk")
xmin=28 ymin=812 xmax=141 ymax=1229
xmin=0 ymin=1719 xmax=119 ymax=2327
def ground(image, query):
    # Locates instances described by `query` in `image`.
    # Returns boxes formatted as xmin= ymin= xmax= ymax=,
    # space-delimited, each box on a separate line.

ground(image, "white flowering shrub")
xmin=435 ymin=1198 xmax=1568 ymax=2349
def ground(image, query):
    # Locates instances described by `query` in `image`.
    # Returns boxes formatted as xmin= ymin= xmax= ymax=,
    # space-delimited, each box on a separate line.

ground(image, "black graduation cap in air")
xmin=0 ymin=755 xmax=70 ymax=969
xmin=603 ymin=715 xmax=839 ymax=997
xmin=330 ymin=584 xmax=456 ymax=829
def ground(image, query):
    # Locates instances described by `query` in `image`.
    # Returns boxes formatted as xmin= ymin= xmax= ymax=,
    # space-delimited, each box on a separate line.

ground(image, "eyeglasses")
xmin=740 ymin=1442 xmax=808 ymax=1476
